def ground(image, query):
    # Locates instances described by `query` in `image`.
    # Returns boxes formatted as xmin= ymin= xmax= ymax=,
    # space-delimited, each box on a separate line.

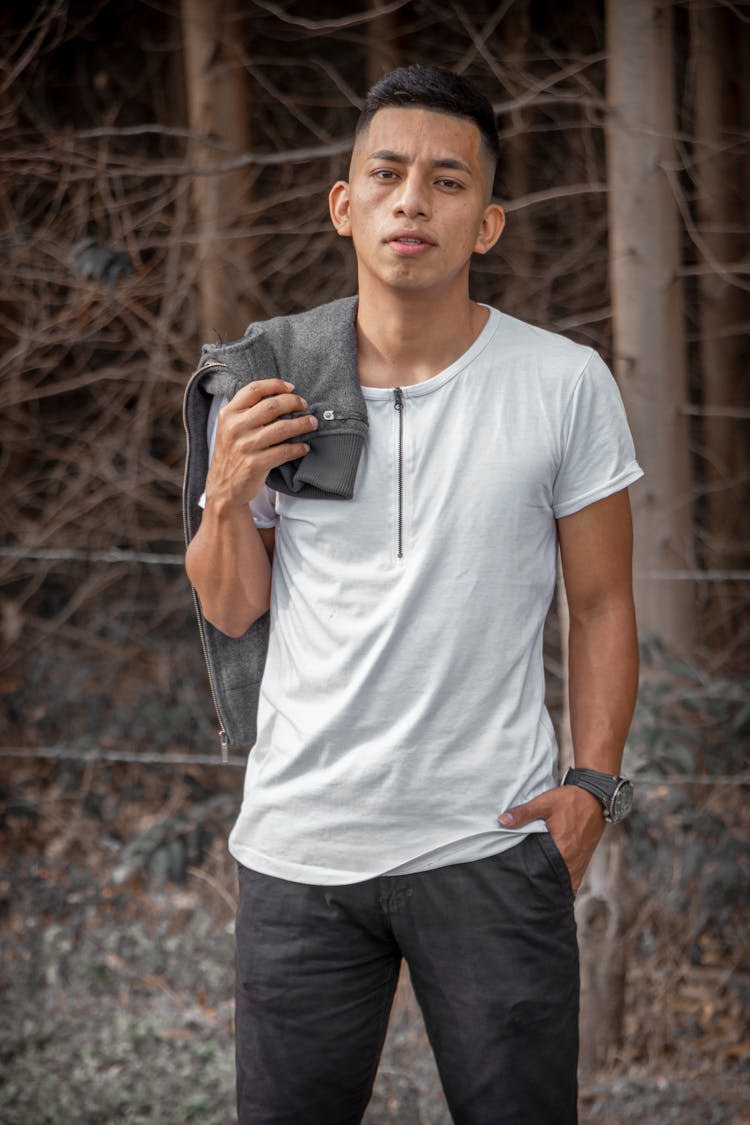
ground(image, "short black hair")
xmin=355 ymin=65 xmax=500 ymax=170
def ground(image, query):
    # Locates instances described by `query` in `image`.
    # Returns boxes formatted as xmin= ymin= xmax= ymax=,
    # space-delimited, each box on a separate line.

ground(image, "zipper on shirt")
xmin=393 ymin=387 xmax=404 ymax=559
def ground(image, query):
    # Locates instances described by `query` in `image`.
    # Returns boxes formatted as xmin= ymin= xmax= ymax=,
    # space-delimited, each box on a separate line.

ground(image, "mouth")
xmin=387 ymin=233 xmax=435 ymax=256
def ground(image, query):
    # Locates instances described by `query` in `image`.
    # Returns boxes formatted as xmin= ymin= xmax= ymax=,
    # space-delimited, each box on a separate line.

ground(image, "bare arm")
xmin=559 ymin=487 xmax=639 ymax=775
xmin=499 ymin=489 xmax=639 ymax=890
xmin=185 ymin=378 xmax=317 ymax=638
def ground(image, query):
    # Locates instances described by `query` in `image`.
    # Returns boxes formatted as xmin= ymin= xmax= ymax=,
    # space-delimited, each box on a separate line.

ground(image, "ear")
xmin=329 ymin=180 xmax=352 ymax=238
xmin=473 ymin=202 xmax=505 ymax=256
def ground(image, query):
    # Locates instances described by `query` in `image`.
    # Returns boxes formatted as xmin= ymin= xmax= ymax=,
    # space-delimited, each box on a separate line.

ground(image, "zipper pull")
xmin=394 ymin=387 xmax=403 ymax=411
xmin=219 ymin=729 xmax=229 ymax=763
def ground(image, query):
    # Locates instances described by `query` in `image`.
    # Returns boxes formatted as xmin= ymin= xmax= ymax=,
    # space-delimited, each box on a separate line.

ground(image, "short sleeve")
xmin=249 ymin=483 xmax=279 ymax=528
xmin=552 ymin=351 xmax=643 ymax=519
xmin=198 ymin=394 xmax=280 ymax=529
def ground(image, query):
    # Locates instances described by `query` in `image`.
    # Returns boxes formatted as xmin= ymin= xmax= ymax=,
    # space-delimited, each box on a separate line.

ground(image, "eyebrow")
xmin=368 ymin=149 xmax=473 ymax=176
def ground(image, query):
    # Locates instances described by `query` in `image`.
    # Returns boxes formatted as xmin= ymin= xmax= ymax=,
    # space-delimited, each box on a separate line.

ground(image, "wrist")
xmin=561 ymin=766 xmax=633 ymax=823
xmin=204 ymin=487 xmax=253 ymax=519
xmin=563 ymin=782 xmax=605 ymax=816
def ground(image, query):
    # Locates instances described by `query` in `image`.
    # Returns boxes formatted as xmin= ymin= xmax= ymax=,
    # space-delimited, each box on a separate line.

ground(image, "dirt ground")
xmin=1 ymin=758 xmax=748 ymax=1124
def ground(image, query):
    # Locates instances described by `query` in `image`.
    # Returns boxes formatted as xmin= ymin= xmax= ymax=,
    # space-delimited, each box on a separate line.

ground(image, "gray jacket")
xmin=182 ymin=296 xmax=367 ymax=759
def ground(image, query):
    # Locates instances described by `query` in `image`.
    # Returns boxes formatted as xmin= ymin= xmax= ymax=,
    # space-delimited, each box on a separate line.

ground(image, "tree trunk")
xmin=499 ymin=0 xmax=537 ymax=321
xmin=691 ymin=4 xmax=750 ymax=666
xmin=181 ymin=0 xmax=255 ymax=342
xmin=575 ymin=827 xmax=639 ymax=1071
xmin=605 ymin=0 xmax=694 ymax=655
xmin=367 ymin=0 xmax=402 ymax=89
xmin=575 ymin=0 xmax=693 ymax=1070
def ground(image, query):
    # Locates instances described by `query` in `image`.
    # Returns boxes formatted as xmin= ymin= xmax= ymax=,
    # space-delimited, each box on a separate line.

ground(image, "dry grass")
xmin=1 ymin=743 xmax=748 ymax=1124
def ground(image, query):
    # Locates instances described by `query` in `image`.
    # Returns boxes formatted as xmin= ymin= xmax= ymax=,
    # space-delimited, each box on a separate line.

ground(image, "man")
xmin=184 ymin=65 xmax=642 ymax=1125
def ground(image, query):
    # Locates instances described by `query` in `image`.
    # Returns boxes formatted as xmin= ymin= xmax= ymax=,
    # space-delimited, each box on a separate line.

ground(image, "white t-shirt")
xmin=202 ymin=307 xmax=643 ymax=884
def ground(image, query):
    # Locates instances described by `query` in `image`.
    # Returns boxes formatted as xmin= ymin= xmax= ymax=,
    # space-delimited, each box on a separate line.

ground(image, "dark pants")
xmin=235 ymin=834 xmax=579 ymax=1125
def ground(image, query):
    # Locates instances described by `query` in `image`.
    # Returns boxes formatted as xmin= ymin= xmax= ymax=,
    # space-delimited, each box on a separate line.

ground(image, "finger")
xmin=498 ymin=793 xmax=551 ymax=828
xmin=227 ymin=379 xmax=296 ymax=410
xmin=218 ymin=394 xmax=310 ymax=444
xmin=257 ymin=440 xmax=311 ymax=473
xmin=251 ymin=413 xmax=318 ymax=450
xmin=246 ymin=392 xmax=311 ymax=428
xmin=227 ymin=412 xmax=316 ymax=460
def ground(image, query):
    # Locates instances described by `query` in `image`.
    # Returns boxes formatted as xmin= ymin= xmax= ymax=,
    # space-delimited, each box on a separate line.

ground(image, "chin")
xmin=382 ymin=265 xmax=442 ymax=290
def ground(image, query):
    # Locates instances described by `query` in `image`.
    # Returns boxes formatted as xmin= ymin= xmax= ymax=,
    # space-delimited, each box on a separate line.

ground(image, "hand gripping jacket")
xmin=182 ymin=296 xmax=368 ymax=759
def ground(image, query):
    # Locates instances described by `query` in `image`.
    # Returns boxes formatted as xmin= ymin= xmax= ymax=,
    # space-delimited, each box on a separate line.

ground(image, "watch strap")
xmin=562 ymin=766 xmax=622 ymax=807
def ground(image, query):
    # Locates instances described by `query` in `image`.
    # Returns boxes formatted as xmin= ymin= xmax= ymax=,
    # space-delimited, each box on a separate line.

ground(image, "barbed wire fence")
xmin=1 ymin=1 xmax=748 ymax=777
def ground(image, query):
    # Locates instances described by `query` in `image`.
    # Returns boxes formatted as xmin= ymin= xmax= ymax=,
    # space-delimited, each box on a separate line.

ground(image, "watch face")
xmin=611 ymin=781 xmax=633 ymax=822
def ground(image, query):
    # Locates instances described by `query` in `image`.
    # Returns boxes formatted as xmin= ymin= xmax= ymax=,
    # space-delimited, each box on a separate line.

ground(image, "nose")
xmin=392 ymin=172 xmax=431 ymax=220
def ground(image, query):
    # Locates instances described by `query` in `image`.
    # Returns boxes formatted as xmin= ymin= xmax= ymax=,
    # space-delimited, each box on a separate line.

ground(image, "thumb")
xmin=499 ymin=793 xmax=550 ymax=829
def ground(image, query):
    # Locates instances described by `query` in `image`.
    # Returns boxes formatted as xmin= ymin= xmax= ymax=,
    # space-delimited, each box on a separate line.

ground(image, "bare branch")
xmin=249 ymin=0 xmax=412 ymax=32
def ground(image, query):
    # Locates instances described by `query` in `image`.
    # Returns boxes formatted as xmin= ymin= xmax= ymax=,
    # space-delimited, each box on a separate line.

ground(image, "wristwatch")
xmin=561 ymin=767 xmax=633 ymax=823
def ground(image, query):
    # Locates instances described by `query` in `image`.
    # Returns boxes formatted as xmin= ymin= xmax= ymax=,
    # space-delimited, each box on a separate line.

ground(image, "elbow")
xmin=213 ymin=614 xmax=259 ymax=639
xmin=184 ymin=541 xmax=200 ymax=590
xmin=568 ymin=589 xmax=637 ymax=630
xmin=185 ymin=542 xmax=269 ymax=637
xmin=203 ymin=600 xmax=268 ymax=638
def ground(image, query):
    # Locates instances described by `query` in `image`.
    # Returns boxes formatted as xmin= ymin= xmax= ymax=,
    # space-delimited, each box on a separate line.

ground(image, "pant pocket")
xmin=535 ymin=832 xmax=575 ymax=900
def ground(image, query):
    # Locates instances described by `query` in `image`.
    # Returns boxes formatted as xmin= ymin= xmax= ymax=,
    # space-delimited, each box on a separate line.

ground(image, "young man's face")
xmin=329 ymin=107 xmax=504 ymax=297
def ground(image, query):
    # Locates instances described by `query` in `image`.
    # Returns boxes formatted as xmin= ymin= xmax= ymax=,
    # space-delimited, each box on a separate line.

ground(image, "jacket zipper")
xmin=393 ymin=387 xmax=404 ymax=560
xmin=182 ymin=363 xmax=232 ymax=761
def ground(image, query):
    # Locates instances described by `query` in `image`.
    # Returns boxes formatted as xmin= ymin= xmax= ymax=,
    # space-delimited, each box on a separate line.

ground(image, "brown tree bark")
xmin=691 ymin=4 xmax=750 ymax=665
xmin=575 ymin=827 xmax=639 ymax=1071
xmin=605 ymin=0 xmax=694 ymax=655
xmin=367 ymin=0 xmax=402 ymax=89
xmin=181 ymin=0 xmax=256 ymax=342
xmin=498 ymin=0 xmax=537 ymax=321
xmin=575 ymin=0 xmax=694 ymax=1072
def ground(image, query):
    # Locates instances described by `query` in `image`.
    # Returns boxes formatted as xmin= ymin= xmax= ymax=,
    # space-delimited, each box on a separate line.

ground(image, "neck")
xmin=355 ymin=279 xmax=488 ymax=388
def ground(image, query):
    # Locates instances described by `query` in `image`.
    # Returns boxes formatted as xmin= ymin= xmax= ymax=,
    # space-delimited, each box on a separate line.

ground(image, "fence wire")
xmin=1 ymin=743 xmax=748 ymax=785
xmin=2 ymin=544 xmax=750 ymax=580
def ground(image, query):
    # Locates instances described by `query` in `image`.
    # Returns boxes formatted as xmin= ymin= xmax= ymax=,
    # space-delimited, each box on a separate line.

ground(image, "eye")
xmin=373 ymin=168 xmax=399 ymax=181
xmin=437 ymin=177 xmax=462 ymax=190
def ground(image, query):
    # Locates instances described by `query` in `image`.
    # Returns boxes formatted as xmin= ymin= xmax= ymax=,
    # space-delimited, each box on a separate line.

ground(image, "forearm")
xmin=185 ymin=499 xmax=272 ymax=637
xmin=184 ymin=377 xmax=314 ymax=636
xmin=500 ymin=493 xmax=638 ymax=885
xmin=567 ymin=598 xmax=639 ymax=774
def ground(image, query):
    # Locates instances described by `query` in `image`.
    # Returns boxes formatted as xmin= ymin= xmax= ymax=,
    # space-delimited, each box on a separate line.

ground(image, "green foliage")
xmin=0 ymin=911 xmax=236 ymax=1125
xmin=624 ymin=639 xmax=750 ymax=779
xmin=621 ymin=641 xmax=750 ymax=958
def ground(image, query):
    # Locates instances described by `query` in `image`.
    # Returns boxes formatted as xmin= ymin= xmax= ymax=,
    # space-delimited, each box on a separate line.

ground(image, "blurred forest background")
xmin=1 ymin=1 xmax=749 ymax=1122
